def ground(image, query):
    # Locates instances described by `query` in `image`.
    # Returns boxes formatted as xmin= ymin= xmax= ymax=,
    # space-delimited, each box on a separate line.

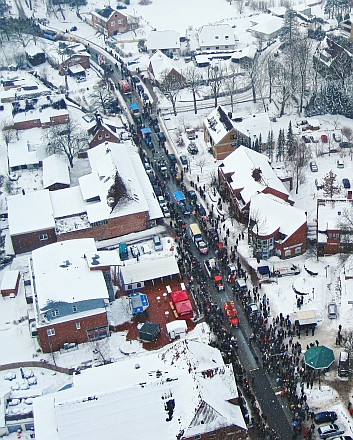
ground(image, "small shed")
xmin=166 ymin=320 xmax=187 ymax=340
xmin=139 ymin=322 xmax=161 ymax=342
xmin=1 ymin=270 xmax=21 ymax=297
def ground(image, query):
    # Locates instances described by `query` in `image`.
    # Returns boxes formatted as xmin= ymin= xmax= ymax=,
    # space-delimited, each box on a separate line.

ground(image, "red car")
xmin=321 ymin=134 xmax=328 ymax=143
xmin=224 ymin=301 xmax=239 ymax=327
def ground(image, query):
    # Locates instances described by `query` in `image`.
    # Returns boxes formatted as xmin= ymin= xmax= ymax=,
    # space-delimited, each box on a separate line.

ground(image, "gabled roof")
xmin=220 ymin=146 xmax=290 ymax=206
xmin=249 ymin=193 xmax=306 ymax=242
xmin=42 ymin=154 xmax=70 ymax=189
xmin=33 ymin=340 xmax=246 ymax=440
xmin=198 ymin=24 xmax=235 ymax=48
xmin=204 ymin=105 xmax=238 ymax=145
xmin=249 ymin=15 xmax=283 ymax=36
xmin=146 ymin=30 xmax=180 ymax=51
xmin=148 ymin=50 xmax=182 ymax=82
xmin=92 ymin=6 xmax=124 ymax=21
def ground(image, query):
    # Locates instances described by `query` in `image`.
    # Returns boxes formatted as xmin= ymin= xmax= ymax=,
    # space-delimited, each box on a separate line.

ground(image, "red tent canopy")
xmin=175 ymin=300 xmax=193 ymax=317
xmin=171 ymin=290 xmax=188 ymax=304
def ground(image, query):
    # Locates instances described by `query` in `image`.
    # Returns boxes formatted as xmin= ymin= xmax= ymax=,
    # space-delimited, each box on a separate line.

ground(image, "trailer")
xmin=119 ymin=79 xmax=131 ymax=95
xmin=272 ymin=263 xmax=300 ymax=277
xmin=214 ymin=275 xmax=224 ymax=291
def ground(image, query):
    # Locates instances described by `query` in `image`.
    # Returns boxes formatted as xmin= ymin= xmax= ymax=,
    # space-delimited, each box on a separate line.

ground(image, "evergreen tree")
xmin=258 ymin=133 xmax=263 ymax=153
xmin=253 ymin=138 xmax=260 ymax=152
xmin=276 ymin=129 xmax=285 ymax=161
xmin=286 ymin=121 xmax=296 ymax=160
xmin=267 ymin=130 xmax=274 ymax=161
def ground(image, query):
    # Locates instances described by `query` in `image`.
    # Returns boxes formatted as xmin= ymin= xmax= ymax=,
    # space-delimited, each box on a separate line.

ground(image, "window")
xmin=39 ymin=233 xmax=48 ymax=241
xmin=215 ymin=35 xmax=219 ymax=39
xmin=171 ymin=75 xmax=176 ymax=80
xmin=295 ymin=247 xmax=302 ymax=255
xmin=194 ymin=436 xmax=201 ymax=440
xmin=51 ymin=310 xmax=59 ymax=317
xmin=90 ymin=219 xmax=108 ymax=227
xmin=72 ymin=305 xmax=77 ymax=313
xmin=98 ymin=134 xmax=102 ymax=140
xmin=110 ymin=21 xmax=115 ymax=27
xmin=118 ymin=19 xmax=123 ymax=24
xmin=105 ymin=133 xmax=110 ymax=138
xmin=47 ymin=328 xmax=55 ymax=336
xmin=76 ymin=322 xmax=81 ymax=330
xmin=216 ymin=46 xmax=219 ymax=50
xmin=225 ymin=35 xmax=229 ymax=40
xmin=285 ymin=250 xmax=291 ymax=258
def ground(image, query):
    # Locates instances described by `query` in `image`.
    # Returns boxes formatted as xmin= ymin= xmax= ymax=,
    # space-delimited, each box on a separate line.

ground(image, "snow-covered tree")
xmin=286 ymin=121 xmax=296 ymax=159
xmin=323 ymin=170 xmax=340 ymax=198
xmin=276 ymin=129 xmax=285 ymax=161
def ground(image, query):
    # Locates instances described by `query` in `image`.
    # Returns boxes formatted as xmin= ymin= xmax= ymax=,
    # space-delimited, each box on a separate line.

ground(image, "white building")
xmin=146 ymin=30 xmax=180 ymax=55
xmin=198 ymin=24 xmax=236 ymax=51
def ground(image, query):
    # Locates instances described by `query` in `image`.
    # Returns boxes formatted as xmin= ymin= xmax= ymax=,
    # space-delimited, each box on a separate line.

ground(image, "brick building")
xmin=29 ymin=238 xmax=113 ymax=353
xmin=218 ymin=146 xmax=293 ymax=223
xmin=317 ymin=198 xmax=353 ymax=255
xmin=148 ymin=50 xmax=185 ymax=88
xmin=91 ymin=7 xmax=128 ymax=37
xmin=248 ymin=193 xmax=307 ymax=259
xmin=33 ymin=340 xmax=247 ymax=439
xmin=8 ymin=143 xmax=163 ymax=254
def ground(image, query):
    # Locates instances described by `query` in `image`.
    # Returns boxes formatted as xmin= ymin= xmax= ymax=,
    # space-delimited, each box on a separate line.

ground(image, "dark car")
xmin=187 ymin=189 xmax=197 ymax=202
xmin=340 ymin=141 xmax=353 ymax=149
xmin=314 ymin=412 xmax=338 ymax=425
xmin=187 ymin=142 xmax=199 ymax=155
xmin=70 ymin=26 xmax=77 ymax=31
xmin=117 ymin=4 xmax=127 ymax=9
xmin=168 ymin=153 xmax=177 ymax=165
xmin=180 ymin=155 xmax=188 ymax=166
xmin=342 ymin=178 xmax=351 ymax=189
xmin=196 ymin=203 xmax=206 ymax=217
xmin=153 ymin=123 xmax=160 ymax=133
xmin=142 ymin=92 xmax=149 ymax=101
xmin=137 ymin=84 xmax=144 ymax=93
xmin=131 ymin=76 xmax=140 ymax=83
xmin=152 ymin=185 xmax=162 ymax=197
xmin=157 ymin=132 xmax=166 ymax=143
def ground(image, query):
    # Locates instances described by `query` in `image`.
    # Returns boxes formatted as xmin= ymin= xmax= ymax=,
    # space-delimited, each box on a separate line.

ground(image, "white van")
xmin=153 ymin=235 xmax=163 ymax=252
xmin=328 ymin=302 xmax=337 ymax=319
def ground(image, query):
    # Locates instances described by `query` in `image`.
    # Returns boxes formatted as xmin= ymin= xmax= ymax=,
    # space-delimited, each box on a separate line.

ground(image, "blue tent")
xmin=129 ymin=292 xmax=149 ymax=314
xmin=141 ymin=127 xmax=152 ymax=138
xmin=130 ymin=102 xmax=139 ymax=112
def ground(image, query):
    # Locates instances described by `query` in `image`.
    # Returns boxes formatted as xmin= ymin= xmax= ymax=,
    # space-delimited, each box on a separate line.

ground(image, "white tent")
xmin=166 ymin=320 xmax=187 ymax=340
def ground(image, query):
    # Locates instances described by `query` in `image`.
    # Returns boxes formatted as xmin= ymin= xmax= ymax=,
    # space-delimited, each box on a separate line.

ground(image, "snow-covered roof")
xmin=148 ymin=50 xmax=181 ymax=82
xmin=204 ymin=105 xmax=239 ymax=145
xmin=45 ymin=41 xmax=90 ymax=66
xmin=220 ymin=146 xmax=290 ymax=206
xmin=42 ymin=154 xmax=70 ymax=189
xmin=231 ymin=45 xmax=257 ymax=60
xmin=249 ymin=15 xmax=283 ymax=36
xmin=8 ymin=140 xmax=39 ymax=169
xmin=317 ymin=199 xmax=353 ymax=232
xmin=13 ymin=105 xmax=69 ymax=124
xmin=1 ymin=270 xmax=20 ymax=291
xmin=268 ymin=6 xmax=287 ymax=17
xmin=25 ymin=45 xmax=45 ymax=57
xmin=49 ymin=186 xmax=87 ymax=219
xmin=33 ymin=340 xmax=246 ymax=440
xmin=121 ymin=254 xmax=179 ymax=284
xmin=232 ymin=112 xmax=273 ymax=141
xmin=31 ymin=238 xmax=109 ymax=310
xmin=198 ymin=24 xmax=235 ymax=48
xmin=249 ymin=193 xmax=306 ymax=242
xmin=146 ymin=30 xmax=180 ymax=51
xmin=8 ymin=189 xmax=55 ymax=235
xmin=82 ymin=142 xmax=150 ymax=224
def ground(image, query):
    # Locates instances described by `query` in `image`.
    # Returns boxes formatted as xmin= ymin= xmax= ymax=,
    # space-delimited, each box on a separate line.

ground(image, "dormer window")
xmin=225 ymin=35 xmax=229 ymax=40
xmin=215 ymin=36 xmax=219 ymax=39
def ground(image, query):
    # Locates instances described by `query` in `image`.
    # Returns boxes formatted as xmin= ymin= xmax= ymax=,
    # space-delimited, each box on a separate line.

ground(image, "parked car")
xmin=310 ymin=135 xmax=320 ymax=143
xmin=302 ymin=135 xmax=311 ymax=143
xmin=142 ymin=92 xmax=149 ymax=101
xmin=310 ymin=161 xmax=318 ymax=172
xmin=70 ymin=26 xmax=77 ymax=31
xmin=196 ymin=203 xmax=206 ymax=217
xmin=339 ymin=142 xmax=353 ymax=149
xmin=247 ymin=302 xmax=260 ymax=317
xmin=342 ymin=178 xmax=351 ymax=189
xmin=141 ymin=244 xmax=151 ymax=254
xmin=131 ymin=76 xmax=140 ymax=83
xmin=157 ymin=132 xmax=166 ymax=143
xmin=321 ymin=134 xmax=328 ymax=143
xmin=180 ymin=155 xmax=188 ymax=166
xmin=314 ymin=412 xmax=338 ymax=425
xmin=333 ymin=132 xmax=342 ymax=142
xmin=187 ymin=190 xmax=197 ymax=202
xmin=337 ymin=159 xmax=344 ymax=169
xmin=162 ymin=205 xmax=171 ymax=218
xmin=338 ymin=351 xmax=349 ymax=377
xmin=331 ymin=436 xmax=353 ymax=440
xmin=296 ymin=119 xmax=308 ymax=127
xmin=187 ymin=142 xmax=199 ymax=155
xmin=168 ymin=153 xmax=177 ymax=165
xmin=328 ymin=302 xmax=337 ymax=319
xmin=318 ymin=424 xmax=344 ymax=439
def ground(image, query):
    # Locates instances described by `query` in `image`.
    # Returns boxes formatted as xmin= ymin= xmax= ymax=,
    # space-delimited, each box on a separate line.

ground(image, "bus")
xmin=119 ymin=243 xmax=129 ymax=261
xmin=189 ymin=223 xmax=208 ymax=254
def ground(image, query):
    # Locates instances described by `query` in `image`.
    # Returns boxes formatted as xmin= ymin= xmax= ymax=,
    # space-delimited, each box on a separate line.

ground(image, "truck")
xmin=119 ymin=79 xmax=131 ymax=95
xmin=272 ymin=263 xmax=300 ymax=277
xmin=189 ymin=223 xmax=208 ymax=254
xmin=204 ymin=259 xmax=224 ymax=291
xmin=173 ymin=191 xmax=191 ymax=216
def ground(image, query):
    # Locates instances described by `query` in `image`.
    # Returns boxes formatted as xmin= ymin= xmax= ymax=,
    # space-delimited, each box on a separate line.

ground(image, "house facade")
xmin=146 ymin=30 xmax=181 ymax=56
xmin=198 ymin=24 xmax=236 ymax=51
xmin=91 ymin=7 xmax=128 ymax=37
xmin=317 ymin=198 xmax=353 ymax=255
xmin=203 ymin=106 xmax=250 ymax=160
xmin=248 ymin=193 xmax=307 ymax=259
xmin=29 ymin=239 xmax=112 ymax=353
xmin=218 ymin=146 xmax=292 ymax=223
xmin=148 ymin=50 xmax=185 ymax=87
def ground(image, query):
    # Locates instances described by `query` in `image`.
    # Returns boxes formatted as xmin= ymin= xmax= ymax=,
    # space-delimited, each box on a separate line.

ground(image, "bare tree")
xmin=293 ymin=36 xmax=313 ymax=114
xmin=1 ymin=121 xmax=17 ymax=146
xmin=159 ymin=71 xmax=183 ymax=116
xmin=322 ymin=170 xmax=340 ymax=198
xmin=243 ymin=53 xmax=260 ymax=103
xmin=248 ymin=207 xmax=268 ymax=260
xmin=207 ymin=65 xmax=224 ymax=107
xmin=342 ymin=126 xmax=353 ymax=160
xmin=223 ymin=63 xmax=240 ymax=112
xmin=89 ymin=79 xmax=117 ymax=114
xmin=286 ymin=140 xmax=310 ymax=194
xmin=273 ymin=61 xmax=291 ymax=116
xmin=194 ymin=153 xmax=207 ymax=174
xmin=184 ymin=66 xmax=203 ymax=114
xmin=44 ymin=120 xmax=88 ymax=168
